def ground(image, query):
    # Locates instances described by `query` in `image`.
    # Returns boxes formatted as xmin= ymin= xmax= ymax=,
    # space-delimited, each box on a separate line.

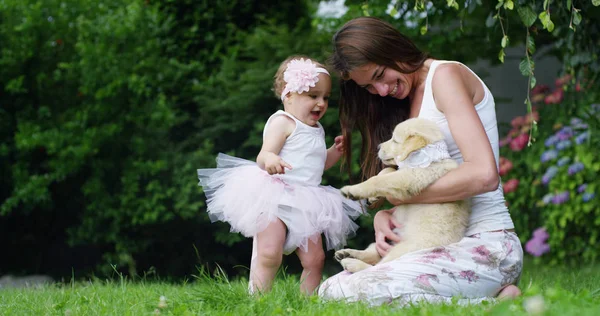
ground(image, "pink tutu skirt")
xmin=198 ymin=153 xmax=364 ymax=254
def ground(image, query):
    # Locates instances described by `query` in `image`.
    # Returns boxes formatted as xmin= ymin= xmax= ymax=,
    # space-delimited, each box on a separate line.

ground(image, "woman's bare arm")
xmin=389 ymin=64 xmax=499 ymax=205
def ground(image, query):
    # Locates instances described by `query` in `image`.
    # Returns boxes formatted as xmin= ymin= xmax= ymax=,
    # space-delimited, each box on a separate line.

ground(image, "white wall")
xmin=468 ymin=45 xmax=562 ymax=125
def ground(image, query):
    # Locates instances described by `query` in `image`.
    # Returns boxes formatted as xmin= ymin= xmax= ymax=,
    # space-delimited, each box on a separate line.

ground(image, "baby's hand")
xmin=264 ymin=153 xmax=293 ymax=175
xmin=334 ymin=135 xmax=345 ymax=153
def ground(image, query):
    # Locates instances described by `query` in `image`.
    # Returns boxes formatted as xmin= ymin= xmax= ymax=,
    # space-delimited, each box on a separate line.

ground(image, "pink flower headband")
xmin=281 ymin=58 xmax=330 ymax=101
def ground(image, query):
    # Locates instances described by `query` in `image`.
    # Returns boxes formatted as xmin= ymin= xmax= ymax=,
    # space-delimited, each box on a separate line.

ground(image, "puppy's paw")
xmin=334 ymin=248 xmax=359 ymax=262
xmin=340 ymin=258 xmax=372 ymax=273
xmin=367 ymin=197 xmax=380 ymax=206
xmin=340 ymin=185 xmax=372 ymax=200
xmin=340 ymin=185 xmax=357 ymax=200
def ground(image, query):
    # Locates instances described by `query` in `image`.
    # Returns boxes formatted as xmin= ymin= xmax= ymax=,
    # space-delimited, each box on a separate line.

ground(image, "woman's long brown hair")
xmin=330 ymin=17 xmax=429 ymax=183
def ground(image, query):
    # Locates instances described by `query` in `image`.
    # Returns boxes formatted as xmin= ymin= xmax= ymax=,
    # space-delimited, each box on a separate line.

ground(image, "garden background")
xmin=1 ymin=0 xmax=599 ymax=286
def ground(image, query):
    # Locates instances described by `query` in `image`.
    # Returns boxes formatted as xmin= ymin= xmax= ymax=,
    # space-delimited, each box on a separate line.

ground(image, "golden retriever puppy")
xmin=336 ymin=118 xmax=470 ymax=273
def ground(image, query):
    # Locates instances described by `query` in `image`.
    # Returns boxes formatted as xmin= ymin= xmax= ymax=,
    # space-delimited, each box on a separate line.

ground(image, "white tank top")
xmin=418 ymin=60 xmax=515 ymax=235
xmin=263 ymin=110 xmax=327 ymax=186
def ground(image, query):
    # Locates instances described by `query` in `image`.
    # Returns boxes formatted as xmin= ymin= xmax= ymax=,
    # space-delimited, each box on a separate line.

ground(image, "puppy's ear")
xmin=396 ymin=135 xmax=428 ymax=161
xmin=404 ymin=118 xmax=444 ymax=144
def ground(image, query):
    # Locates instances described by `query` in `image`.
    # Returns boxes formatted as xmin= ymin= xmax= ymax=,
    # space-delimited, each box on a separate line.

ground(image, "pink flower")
xmin=509 ymin=134 xmax=529 ymax=151
xmin=503 ymin=178 xmax=519 ymax=194
xmin=499 ymin=157 xmax=513 ymax=176
xmin=532 ymin=93 xmax=545 ymax=104
xmin=471 ymin=245 xmax=490 ymax=257
xmin=532 ymin=227 xmax=549 ymax=240
xmin=531 ymin=84 xmax=549 ymax=95
xmin=544 ymin=89 xmax=564 ymax=104
xmin=511 ymin=116 xmax=525 ymax=128
xmin=508 ymin=128 xmax=521 ymax=137
xmin=416 ymin=247 xmax=456 ymax=263
xmin=283 ymin=59 xmax=324 ymax=95
xmin=499 ymin=136 xmax=512 ymax=147
xmin=554 ymin=75 xmax=571 ymax=87
xmin=412 ymin=273 xmax=439 ymax=292
xmin=526 ymin=111 xmax=539 ymax=123
xmin=459 ymin=270 xmax=479 ymax=283
xmin=525 ymin=227 xmax=550 ymax=257
xmin=415 ymin=274 xmax=437 ymax=286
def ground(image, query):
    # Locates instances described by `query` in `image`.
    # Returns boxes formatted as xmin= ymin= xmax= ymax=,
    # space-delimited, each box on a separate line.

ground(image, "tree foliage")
xmin=0 ymin=0 xmax=323 ymax=278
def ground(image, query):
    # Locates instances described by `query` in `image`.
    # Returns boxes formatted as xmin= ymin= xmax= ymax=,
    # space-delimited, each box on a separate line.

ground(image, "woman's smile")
xmin=349 ymin=64 xmax=409 ymax=99
xmin=389 ymin=80 xmax=400 ymax=98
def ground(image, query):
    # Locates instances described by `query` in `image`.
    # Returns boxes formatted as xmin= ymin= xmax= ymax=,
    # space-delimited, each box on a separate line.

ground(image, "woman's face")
xmin=348 ymin=63 xmax=412 ymax=100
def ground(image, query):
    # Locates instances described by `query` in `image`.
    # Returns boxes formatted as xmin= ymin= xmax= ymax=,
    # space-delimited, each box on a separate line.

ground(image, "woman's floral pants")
xmin=318 ymin=230 xmax=523 ymax=306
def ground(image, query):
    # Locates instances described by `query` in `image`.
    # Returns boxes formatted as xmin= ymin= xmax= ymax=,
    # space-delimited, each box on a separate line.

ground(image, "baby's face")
xmin=284 ymin=73 xmax=331 ymax=127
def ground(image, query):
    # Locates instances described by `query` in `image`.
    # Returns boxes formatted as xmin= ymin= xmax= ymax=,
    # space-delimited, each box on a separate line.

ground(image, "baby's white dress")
xmin=197 ymin=110 xmax=364 ymax=254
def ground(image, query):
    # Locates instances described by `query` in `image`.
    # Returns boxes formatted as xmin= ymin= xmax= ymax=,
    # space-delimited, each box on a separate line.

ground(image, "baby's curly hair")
xmin=272 ymin=55 xmax=328 ymax=99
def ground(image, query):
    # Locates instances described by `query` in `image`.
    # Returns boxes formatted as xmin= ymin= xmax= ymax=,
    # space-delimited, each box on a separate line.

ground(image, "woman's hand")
xmin=373 ymin=209 xmax=402 ymax=256
xmin=386 ymin=195 xmax=405 ymax=206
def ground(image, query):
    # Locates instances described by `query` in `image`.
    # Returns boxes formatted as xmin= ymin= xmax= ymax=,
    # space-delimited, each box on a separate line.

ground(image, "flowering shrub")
xmin=525 ymin=227 xmax=550 ymax=257
xmin=499 ymin=77 xmax=600 ymax=265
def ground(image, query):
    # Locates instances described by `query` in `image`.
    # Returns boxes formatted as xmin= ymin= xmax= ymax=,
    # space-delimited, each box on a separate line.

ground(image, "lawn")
xmin=1 ymin=261 xmax=599 ymax=315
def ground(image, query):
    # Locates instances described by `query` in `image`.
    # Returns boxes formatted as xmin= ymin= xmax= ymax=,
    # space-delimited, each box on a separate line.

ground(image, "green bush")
xmin=0 ymin=0 xmax=210 ymax=276
xmin=0 ymin=0 xmax=356 ymax=278
xmin=499 ymin=78 xmax=600 ymax=265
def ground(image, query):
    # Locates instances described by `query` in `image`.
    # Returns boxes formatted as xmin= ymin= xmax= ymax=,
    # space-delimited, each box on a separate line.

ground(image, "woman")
xmin=318 ymin=17 xmax=523 ymax=306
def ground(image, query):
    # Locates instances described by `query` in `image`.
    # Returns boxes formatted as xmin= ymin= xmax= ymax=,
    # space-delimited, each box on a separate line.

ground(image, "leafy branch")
xmin=517 ymin=4 xmax=538 ymax=144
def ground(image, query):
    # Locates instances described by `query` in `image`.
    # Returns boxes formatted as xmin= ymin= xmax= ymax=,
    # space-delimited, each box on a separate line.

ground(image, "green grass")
xmin=1 ymin=261 xmax=599 ymax=315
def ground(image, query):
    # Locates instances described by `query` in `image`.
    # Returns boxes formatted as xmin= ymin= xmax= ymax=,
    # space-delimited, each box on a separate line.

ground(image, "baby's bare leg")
xmin=296 ymin=235 xmax=325 ymax=295
xmin=250 ymin=219 xmax=287 ymax=293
